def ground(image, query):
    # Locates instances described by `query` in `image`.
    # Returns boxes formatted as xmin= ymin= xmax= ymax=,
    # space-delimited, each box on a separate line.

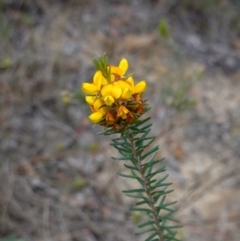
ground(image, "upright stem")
xmin=125 ymin=128 xmax=164 ymax=241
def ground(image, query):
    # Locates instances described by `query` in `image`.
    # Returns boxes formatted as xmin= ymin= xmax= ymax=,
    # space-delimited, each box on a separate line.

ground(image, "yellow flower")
xmin=93 ymin=99 xmax=106 ymax=113
xmin=126 ymin=76 xmax=147 ymax=94
xmin=114 ymin=80 xmax=132 ymax=100
xmin=82 ymin=70 xmax=108 ymax=95
xmin=85 ymin=96 xmax=96 ymax=105
xmin=117 ymin=106 xmax=129 ymax=119
xmin=104 ymin=95 xmax=115 ymax=106
xmin=82 ymin=83 xmax=99 ymax=95
xmin=109 ymin=58 xmax=129 ymax=79
xmin=89 ymin=112 xmax=104 ymax=123
xmin=93 ymin=70 xmax=108 ymax=87
xmin=81 ymin=56 xmax=147 ymax=128
xmin=101 ymin=84 xmax=122 ymax=106
xmin=88 ymin=99 xmax=107 ymax=123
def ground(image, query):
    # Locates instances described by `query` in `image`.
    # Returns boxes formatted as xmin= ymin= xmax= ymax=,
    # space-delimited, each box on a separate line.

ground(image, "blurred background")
xmin=1 ymin=0 xmax=240 ymax=240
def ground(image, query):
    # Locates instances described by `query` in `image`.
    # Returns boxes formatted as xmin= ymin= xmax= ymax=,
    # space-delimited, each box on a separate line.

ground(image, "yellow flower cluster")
xmin=81 ymin=58 xmax=147 ymax=130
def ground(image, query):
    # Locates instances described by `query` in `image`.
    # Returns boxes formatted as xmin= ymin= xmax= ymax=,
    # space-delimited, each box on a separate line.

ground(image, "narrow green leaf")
xmin=119 ymin=150 xmax=132 ymax=158
xmin=156 ymin=206 xmax=176 ymax=213
xmin=161 ymin=211 xmax=173 ymax=220
xmin=112 ymin=140 xmax=131 ymax=147
xmin=162 ymin=215 xmax=179 ymax=223
xmin=139 ymin=128 xmax=151 ymax=140
xmin=142 ymin=160 xmax=161 ymax=169
xmin=125 ymin=193 xmax=146 ymax=199
xmin=112 ymin=156 xmax=130 ymax=161
xmin=136 ymin=178 xmax=145 ymax=187
xmin=113 ymin=146 xmax=131 ymax=153
xmin=146 ymin=153 xmax=158 ymax=176
xmin=138 ymin=220 xmax=155 ymax=228
xmin=135 ymin=228 xmax=155 ymax=235
xmin=130 ymin=207 xmax=152 ymax=213
xmin=122 ymin=189 xmax=145 ymax=193
xmin=141 ymin=146 xmax=159 ymax=160
xmin=151 ymin=182 xmax=172 ymax=190
xmin=136 ymin=136 xmax=155 ymax=145
xmin=112 ymin=136 xmax=128 ymax=142
xmin=112 ymin=138 xmax=129 ymax=143
xmin=159 ymin=195 xmax=166 ymax=207
xmin=117 ymin=172 xmax=137 ymax=179
xmin=144 ymin=232 xmax=157 ymax=241
xmin=132 ymin=117 xmax=151 ymax=127
xmin=137 ymin=137 xmax=156 ymax=149
xmin=161 ymin=235 xmax=180 ymax=241
xmin=140 ymin=123 xmax=152 ymax=132
xmin=152 ymin=189 xmax=174 ymax=201
xmin=146 ymin=165 xmax=167 ymax=179
xmin=160 ymin=225 xmax=182 ymax=230
xmin=141 ymin=165 xmax=149 ymax=176
xmin=153 ymin=174 xmax=169 ymax=186
xmin=110 ymin=143 xmax=131 ymax=150
xmin=161 ymin=200 xmax=178 ymax=208
xmin=124 ymin=164 xmax=138 ymax=171
xmin=136 ymin=199 xmax=150 ymax=206
xmin=146 ymin=179 xmax=157 ymax=186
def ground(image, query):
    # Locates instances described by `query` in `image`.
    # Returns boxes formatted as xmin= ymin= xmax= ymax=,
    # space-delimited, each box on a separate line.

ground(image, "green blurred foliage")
xmin=84 ymin=142 xmax=100 ymax=152
xmin=161 ymin=69 xmax=203 ymax=112
xmin=0 ymin=58 xmax=13 ymax=69
xmin=158 ymin=18 xmax=171 ymax=40
xmin=61 ymin=177 xmax=87 ymax=192
xmin=132 ymin=212 xmax=142 ymax=225
xmin=179 ymin=0 xmax=221 ymax=10
xmin=230 ymin=16 xmax=240 ymax=36
xmin=18 ymin=14 xmax=35 ymax=27
xmin=0 ymin=0 xmax=6 ymax=9
xmin=71 ymin=177 xmax=87 ymax=191
xmin=0 ymin=17 xmax=12 ymax=40
xmin=174 ymin=0 xmax=240 ymax=35
xmin=0 ymin=237 xmax=25 ymax=241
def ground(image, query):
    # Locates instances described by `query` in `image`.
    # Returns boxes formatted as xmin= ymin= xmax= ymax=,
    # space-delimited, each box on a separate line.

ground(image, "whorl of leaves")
xmin=100 ymin=117 xmax=181 ymax=241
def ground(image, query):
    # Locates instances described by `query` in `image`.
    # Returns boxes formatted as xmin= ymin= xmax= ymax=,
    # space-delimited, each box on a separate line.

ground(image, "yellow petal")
xmin=93 ymin=71 xmax=102 ymax=90
xmin=119 ymin=58 xmax=128 ymax=74
xmin=117 ymin=106 xmax=129 ymax=119
xmin=101 ymin=84 xmax=113 ymax=97
xmin=121 ymin=87 xmax=132 ymax=99
xmin=115 ymin=80 xmax=131 ymax=89
xmin=109 ymin=65 xmax=124 ymax=76
xmin=101 ymin=76 xmax=108 ymax=85
xmin=111 ymin=85 xmax=122 ymax=99
xmin=110 ymin=73 xmax=115 ymax=82
xmin=104 ymin=95 xmax=115 ymax=106
xmin=85 ymin=96 xmax=96 ymax=105
xmin=93 ymin=99 xmax=104 ymax=111
xmin=89 ymin=112 xmax=104 ymax=123
xmin=114 ymin=80 xmax=132 ymax=99
xmin=101 ymin=84 xmax=122 ymax=99
xmin=82 ymin=83 xmax=98 ymax=94
xmin=133 ymin=81 xmax=147 ymax=94
xmin=125 ymin=76 xmax=134 ymax=88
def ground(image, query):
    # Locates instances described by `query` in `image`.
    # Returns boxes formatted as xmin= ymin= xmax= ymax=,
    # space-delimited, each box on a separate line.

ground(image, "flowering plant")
xmin=81 ymin=55 xmax=181 ymax=241
xmin=82 ymin=55 xmax=147 ymax=129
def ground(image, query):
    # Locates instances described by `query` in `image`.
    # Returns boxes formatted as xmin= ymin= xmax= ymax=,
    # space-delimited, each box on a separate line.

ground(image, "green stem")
xmin=125 ymin=128 xmax=164 ymax=241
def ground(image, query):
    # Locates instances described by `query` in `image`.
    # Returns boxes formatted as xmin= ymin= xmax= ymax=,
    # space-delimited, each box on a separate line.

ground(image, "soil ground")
xmin=1 ymin=1 xmax=240 ymax=241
